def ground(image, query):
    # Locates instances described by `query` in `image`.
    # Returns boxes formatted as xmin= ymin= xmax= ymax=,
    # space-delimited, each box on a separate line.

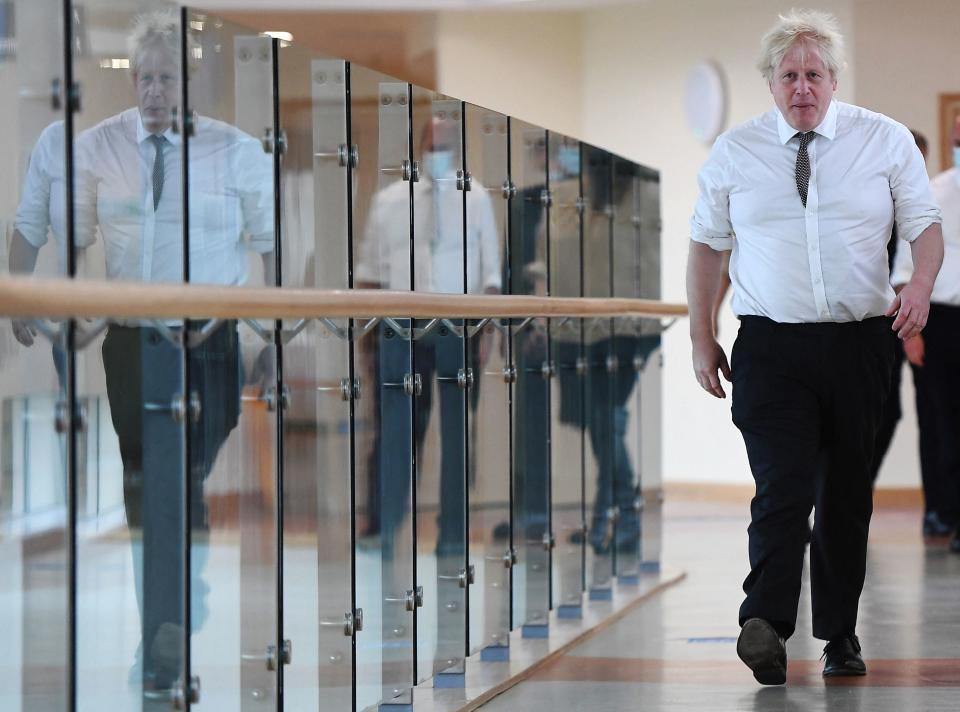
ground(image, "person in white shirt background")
xmin=686 ymin=9 xmax=942 ymax=685
xmin=355 ymin=115 xmax=501 ymax=556
xmin=891 ymin=115 xmax=960 ymax=554
xmin=70 ymin=11 xmax=274 ymax=695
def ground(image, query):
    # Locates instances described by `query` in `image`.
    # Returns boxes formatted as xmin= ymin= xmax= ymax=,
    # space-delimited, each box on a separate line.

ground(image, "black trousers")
xmin=731 ymin=316 xmax=894 ymax=641
xmin=923 ymin=304 xmax=960 ymax=523
xmin=102 ymin=322 xmax=241 ymax=685
xmin=363 ymin=322 xmax=470 ymax=555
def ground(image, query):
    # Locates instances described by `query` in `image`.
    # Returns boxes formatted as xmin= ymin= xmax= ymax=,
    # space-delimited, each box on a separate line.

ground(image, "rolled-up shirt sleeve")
xmin=690 ymin=137 xmax=734 ymax=251
xmin=890 ymin=125 xmax=941 ymax=243
xmin=14 ymin=123 xmax=58 ymax=248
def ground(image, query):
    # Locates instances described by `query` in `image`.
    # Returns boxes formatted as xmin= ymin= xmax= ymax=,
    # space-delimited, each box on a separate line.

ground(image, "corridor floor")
xmin=479 ymin=495 xmax=960 ymax=712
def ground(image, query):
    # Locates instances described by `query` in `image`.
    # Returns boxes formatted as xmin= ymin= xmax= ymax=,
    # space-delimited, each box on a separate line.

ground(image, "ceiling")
xmin=194 ymin=0 xmax=645 ymax=11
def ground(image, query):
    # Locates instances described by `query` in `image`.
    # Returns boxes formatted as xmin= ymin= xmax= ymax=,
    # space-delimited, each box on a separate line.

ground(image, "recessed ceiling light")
xmin=262 ymin=31 xmax=293 ymax=43
xmin=98 ymin=58 xmax=130 ymax=69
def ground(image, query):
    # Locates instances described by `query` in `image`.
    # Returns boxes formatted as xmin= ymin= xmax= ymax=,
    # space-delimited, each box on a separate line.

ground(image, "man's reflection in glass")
xmin=580 ymin=162 xmax=656 ymax=561
xmin=73 ymin=11 xmax=274 ymax=696
xmin=9 ymin=121 xmax=71 ymax=381
xmin=356 ymin=116 xmax=500 ymax=559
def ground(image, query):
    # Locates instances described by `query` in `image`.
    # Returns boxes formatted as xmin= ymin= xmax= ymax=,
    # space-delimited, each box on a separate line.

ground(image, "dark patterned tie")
xmin=149 ymin=134 xmax=166 ymax=211
xmin=794 ymin=131 xmax=814 ymax=208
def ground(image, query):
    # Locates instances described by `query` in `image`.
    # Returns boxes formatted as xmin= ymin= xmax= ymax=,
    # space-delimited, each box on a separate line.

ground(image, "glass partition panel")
xmin=636 ymin=167 xmax=663 ymax=572
xmin=464 ymin=104 xmax=510 ymax=660
xmin=277 ymin=45 xmax=353 ymax=708
xmin=1 ymin=3 xmax=68 ymax=709
xmin=350 ymin=66 xmax=415 ymax=711
xmin=187 ymin=14 xmax=278 ymax=710
xmin=580 ymin=145 xmax=613 ymax=599
xmin=611 ymin=159 xmax=642 ymax=581
xmin=548 ymin=134 xmax=584 ymax=616
xmin=410 ymin=88 xmax=467 ymax=687
xmin=70 ymin=4 xmax=188 ymax=709
xmin=509 ymin=119 xmax=550 ymax=635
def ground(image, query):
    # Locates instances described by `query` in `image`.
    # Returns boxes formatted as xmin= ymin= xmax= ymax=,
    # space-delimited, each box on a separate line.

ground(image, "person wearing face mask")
xmin=891 ymin=115 xmax=960 ymax=554
xmin=355 ymin=114 xmax=501 ymax=558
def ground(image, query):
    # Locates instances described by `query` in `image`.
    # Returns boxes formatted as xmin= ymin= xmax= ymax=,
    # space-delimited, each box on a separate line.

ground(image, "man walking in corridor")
xmin=685 ymin=9 xmax=942 ymax=684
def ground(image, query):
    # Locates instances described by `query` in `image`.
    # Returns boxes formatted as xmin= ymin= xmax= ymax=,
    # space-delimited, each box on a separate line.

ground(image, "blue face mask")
xmin=424 ymin=150 xmax=454 ymax=178
xmin=953 ymin=145 xmax=960 ymax=170
xmin=557 ymin=145 xmax=580 ymax=177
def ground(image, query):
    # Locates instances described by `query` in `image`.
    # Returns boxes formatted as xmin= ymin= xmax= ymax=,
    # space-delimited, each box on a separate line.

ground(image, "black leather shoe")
xmin=737 ymin=618 xmax=787 ymax=685
xmin=822 ymin=634 xmax=866 ymax=677
xmin=923 ymin=511 xmax=954 ymax=538
xmin=949 ymin=529 xmax=960 ymax=554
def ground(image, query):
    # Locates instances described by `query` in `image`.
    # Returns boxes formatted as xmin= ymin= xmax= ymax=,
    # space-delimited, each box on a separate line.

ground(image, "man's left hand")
xmin=886 ymin=277 xmax=933 ymax=340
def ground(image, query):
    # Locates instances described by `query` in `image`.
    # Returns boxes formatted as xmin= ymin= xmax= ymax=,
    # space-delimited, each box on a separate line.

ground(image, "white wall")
xmin=436 ymin=11 xmax=584 ymax=139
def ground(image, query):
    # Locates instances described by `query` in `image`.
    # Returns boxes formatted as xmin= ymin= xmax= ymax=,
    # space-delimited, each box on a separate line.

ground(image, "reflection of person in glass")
xmin=510 ymin=134 xmax=550 ymax=562
xmin=74 ymin=11 xmax=274 ymax=695
xmin=356 ymin=115 xmax=500 ymax=558
xmin=587 ymin=161 xmax=657 ymax=560
xmin=9 ymin=121 xmax=70 ymax=383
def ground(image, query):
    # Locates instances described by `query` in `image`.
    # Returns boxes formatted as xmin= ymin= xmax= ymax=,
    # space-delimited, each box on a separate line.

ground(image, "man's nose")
xmin=795 ymin=78 xmax=811 ymax=94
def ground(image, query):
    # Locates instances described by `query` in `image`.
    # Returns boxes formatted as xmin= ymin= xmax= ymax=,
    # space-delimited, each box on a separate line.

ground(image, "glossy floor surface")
xmin=480 ymin=496 xmax=960 ymax=712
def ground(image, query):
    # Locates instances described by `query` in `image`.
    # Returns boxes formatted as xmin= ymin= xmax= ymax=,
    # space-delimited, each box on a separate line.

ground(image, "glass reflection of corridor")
xmin=0 ymin=5 xmax=667 ymax=712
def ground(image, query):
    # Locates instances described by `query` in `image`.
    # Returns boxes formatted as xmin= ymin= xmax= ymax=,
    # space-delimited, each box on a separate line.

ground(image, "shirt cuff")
xmin=690 ymin=232 xmax=733 ymax=251
xmin=247 ymin=232 xmax=275 ymax=254
xmin=897 ymin=216 xmax=941 ymax=244
xmin=13 ymin=222 xmax=48 ymax=248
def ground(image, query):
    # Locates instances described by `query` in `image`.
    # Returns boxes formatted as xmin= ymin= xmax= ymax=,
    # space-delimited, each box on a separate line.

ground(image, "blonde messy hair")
xmin=127 ymin=9 xmax=200 ymax=75
xmin=757 ymin=9 xmax=846 ymax=82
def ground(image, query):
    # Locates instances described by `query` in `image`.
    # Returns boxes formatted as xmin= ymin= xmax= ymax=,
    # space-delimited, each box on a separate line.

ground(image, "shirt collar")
xmin=777 ymin=99 xmax=838 ymax=144
xmin=135 ymin=109 xmax=182 ymax=146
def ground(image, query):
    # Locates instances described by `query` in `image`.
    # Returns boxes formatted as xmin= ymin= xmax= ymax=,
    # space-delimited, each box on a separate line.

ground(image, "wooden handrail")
xmin=0 ymin=276 xmax=687 ymax=320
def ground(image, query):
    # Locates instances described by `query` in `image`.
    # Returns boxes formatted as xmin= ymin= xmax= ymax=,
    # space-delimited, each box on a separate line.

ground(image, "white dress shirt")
xmin=355 ymin=174 xmax=502 ymax=294
xmin=75 ymin=108 xmax=273 ymax=286
xmin=14 ymin=121 xmax=67 ymax=273
xmin=891 ymin=168 xmax=960 ymax=305
xmin=691 ymin=100 xmax=941 ymax=323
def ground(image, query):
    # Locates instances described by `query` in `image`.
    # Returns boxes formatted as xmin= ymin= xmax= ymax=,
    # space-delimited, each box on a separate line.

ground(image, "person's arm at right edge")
xmin=885 ymin=125 xmax=944 ymax=341
xmin=889 ymin=235 xmax=926 ymax=366
xmin=886 ymin=223 xmax=943 ymax=340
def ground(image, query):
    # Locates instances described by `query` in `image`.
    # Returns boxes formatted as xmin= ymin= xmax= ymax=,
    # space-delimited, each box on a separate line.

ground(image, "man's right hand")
xmin=692 ymin=335 xmax=732 ymax=399
xmin=903 ymin=334 xmax=924 ymax=368
xmin=12 ymin=319 xmax=36 ymax=347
